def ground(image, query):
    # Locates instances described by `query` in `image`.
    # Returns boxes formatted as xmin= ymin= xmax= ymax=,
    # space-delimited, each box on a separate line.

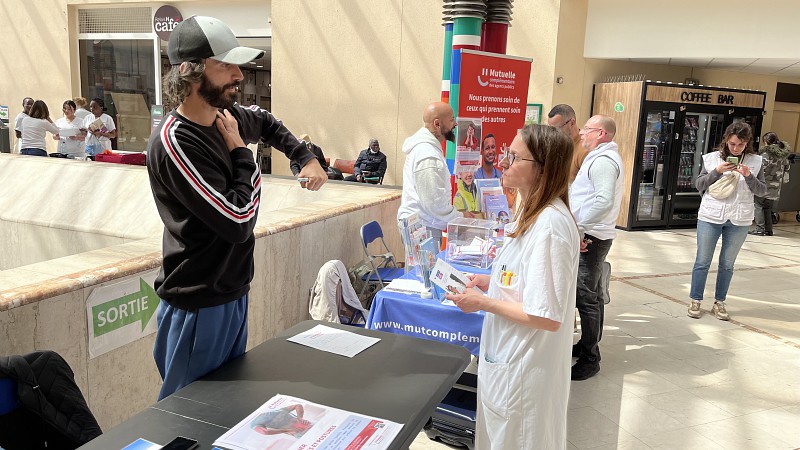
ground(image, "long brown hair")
xmin=28 ymin=100 xmax=50 ymax=120
xmin=718 ymin=122 xmax=754 ymax=163
xmin=508 ymin=124 xmax=573 ymax=238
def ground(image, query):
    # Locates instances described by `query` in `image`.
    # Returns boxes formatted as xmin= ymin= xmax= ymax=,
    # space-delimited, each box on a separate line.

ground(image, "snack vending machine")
xmin=592 ymin=81 xmax=766 ymax=230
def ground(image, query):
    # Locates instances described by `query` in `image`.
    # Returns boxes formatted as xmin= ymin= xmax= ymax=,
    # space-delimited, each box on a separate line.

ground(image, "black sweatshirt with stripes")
xmin=146 ymin=104 xmax=315 ymax=310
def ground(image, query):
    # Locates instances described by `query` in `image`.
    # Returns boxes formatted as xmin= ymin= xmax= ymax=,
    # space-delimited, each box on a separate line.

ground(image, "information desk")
xmin=78 ymin=320 xmax=471 ymax=450
xmin=366 ymin=255 xmax=491 ymax=356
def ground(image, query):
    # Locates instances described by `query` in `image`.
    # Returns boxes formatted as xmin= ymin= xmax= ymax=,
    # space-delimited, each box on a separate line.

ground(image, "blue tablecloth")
xmin=366 ymin=254 xmax=490 ymax=356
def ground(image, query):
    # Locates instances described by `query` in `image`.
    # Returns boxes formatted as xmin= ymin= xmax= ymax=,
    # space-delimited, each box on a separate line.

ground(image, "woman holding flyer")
xmin=447 ymin=124 xmax=579 ymax=449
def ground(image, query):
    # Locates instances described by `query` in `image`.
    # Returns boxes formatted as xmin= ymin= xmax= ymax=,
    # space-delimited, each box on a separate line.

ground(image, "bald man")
xmin=569 ymin=115 xmax=624 ymax=381
xmin=397 ymin=102 xmax=464 ymax=246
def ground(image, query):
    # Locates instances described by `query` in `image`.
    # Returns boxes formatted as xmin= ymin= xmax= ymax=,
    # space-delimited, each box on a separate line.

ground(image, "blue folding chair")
xmin=359 ymin=221 xmax=405 ymax=301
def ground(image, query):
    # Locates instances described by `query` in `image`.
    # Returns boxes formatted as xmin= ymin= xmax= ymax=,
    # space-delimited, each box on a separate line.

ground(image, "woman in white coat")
xmin=447 ymin=124 xmax=580 ymax=449
xmin=688 ymin=122 xmax=766 ymax=321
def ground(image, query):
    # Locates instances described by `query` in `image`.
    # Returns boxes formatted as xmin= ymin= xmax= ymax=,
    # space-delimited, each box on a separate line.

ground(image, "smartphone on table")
xmin=161 ymin=436 xmax=199 ymax=450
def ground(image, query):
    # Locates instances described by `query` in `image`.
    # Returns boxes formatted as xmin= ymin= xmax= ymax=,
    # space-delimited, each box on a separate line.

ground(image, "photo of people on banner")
xmin=455 ymin=117 xmax=482 ymax=174
xmin=448 ymin=50 xmax=532 ymax=219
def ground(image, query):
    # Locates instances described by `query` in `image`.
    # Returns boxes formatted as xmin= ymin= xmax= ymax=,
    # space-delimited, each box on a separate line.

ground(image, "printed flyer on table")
xmin=213 ymin=394 xmax=402 ymax=450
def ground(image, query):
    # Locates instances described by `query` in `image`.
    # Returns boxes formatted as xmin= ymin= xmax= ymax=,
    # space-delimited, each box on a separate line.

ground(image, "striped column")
xmin=481 ymin=0 xmax=513 ymax=54
xmin=441 ymin=21 xmax=453 ymax=103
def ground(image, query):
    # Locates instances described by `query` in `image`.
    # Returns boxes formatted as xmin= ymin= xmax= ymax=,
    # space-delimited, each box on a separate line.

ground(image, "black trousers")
xmin=576 ymin=234 xmax=614 ymax=363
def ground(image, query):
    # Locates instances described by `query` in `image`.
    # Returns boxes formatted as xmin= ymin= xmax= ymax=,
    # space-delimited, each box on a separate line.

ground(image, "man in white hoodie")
xmin=398 ymin=102 xmax=465 ymax=246
xmin=569 ymin=115 xmax=624 ymax=381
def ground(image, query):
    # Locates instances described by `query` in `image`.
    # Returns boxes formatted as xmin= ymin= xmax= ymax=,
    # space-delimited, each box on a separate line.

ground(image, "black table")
xmin=79 ymin=320 xmax=471 ymax=450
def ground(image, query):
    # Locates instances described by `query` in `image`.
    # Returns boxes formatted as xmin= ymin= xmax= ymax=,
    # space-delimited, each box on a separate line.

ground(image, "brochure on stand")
xmin=398 ymin=213 xmax=429 ymax=267
xmin=213 ymin=394 xmax=402 ymax=450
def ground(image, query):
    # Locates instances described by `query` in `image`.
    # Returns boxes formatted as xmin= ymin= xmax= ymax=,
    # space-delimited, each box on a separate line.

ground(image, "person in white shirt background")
xmin=20 ymin=100 xmax=59 ymax=157
xmin=83 ymin=97 xmax=117 ymax=155
xmin=54 ymin=100 xmax=87 ymax=159
xmin=73 ymin=96 xmax=92 ymax=123
xmin=397 ymin=101 xmax=474 ymax=247
xmin=688 ymin=122 xmax=766 ymax=321
xmin=569 ymin=115 xmax=624 ymax=381
xmin=447 ymin=124 xmax=579 ymax=449
xmin=13 ymin=97 xmax=34 ymax=152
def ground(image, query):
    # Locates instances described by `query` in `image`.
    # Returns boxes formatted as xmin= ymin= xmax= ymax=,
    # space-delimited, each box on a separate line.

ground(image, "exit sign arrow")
xmin=92 ymin=278 xmax=159 ymax=337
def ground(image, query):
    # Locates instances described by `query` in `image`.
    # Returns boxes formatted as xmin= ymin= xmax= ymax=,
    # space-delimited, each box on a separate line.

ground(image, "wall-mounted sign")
xmin=645 ymin=85 xmax=765 ymax=109
xmin=0 ymin=105 xmax=8 ymax=124
xmin=614 ymin=102 xmax=625 ymax=112
xmin=151 ymin=105 xmax=165 ymax=133
xmin=86 ymin=270 xmax=160 ymax=358
xmin=153 ymin=5 xmax=182 ymax=41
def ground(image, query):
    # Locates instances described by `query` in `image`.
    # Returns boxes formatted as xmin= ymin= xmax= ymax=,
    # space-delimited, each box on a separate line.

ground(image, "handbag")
xmin=708 ymin=172 xmax=740 ymax=199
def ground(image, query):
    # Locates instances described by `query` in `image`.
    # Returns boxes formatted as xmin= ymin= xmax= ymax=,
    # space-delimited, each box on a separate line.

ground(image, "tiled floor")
xmin=411 ymin=218 xmax=800 ymax=449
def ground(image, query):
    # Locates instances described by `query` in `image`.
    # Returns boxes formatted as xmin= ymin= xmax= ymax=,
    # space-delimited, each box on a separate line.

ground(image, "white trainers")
xmin=712 ymin=301 xmax=730 ymax=321
xmin=687 ymin=300 xmax=702 ymax=319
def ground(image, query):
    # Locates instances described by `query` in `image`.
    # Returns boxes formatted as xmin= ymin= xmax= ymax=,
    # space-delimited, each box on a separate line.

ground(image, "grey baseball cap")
xmin=167 ymin=16 xmax=264 ymax=65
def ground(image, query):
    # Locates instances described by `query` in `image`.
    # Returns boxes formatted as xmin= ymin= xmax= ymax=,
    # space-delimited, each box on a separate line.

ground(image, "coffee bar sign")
xmin=646 ymin=85 xmax=765 ymax=109
xmin=154 ymin=5 xmax=182 ymax=40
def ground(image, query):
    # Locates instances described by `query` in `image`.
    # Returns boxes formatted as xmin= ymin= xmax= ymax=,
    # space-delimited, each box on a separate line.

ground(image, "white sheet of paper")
xmin=286 ymin=324 xmax=380 ymax=358
xmin=383 ymin=278 xmax=426 ymax=294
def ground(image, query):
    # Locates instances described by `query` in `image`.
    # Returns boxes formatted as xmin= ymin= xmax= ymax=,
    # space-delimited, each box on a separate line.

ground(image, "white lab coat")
xmin=476 ymin=199 xmax=579 ymax=449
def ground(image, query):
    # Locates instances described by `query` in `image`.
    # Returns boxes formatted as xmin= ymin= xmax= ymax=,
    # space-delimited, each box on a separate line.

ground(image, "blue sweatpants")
xmin=153 ymin=295 xmax=248 ymax=400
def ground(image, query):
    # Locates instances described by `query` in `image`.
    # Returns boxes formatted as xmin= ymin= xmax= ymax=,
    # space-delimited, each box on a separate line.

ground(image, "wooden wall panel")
xmin=592 ymin=82 xmax=644 ymax=228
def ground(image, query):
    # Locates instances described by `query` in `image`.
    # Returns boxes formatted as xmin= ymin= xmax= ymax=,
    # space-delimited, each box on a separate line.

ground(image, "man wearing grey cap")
xmin=147 ymin=15 xmax=327 ymax=399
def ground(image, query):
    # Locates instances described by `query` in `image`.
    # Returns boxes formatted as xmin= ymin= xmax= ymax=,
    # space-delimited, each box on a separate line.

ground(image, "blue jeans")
xmin=20 ymin=148 xmax=47 ymax=156
xmin=690 ymin=220 xmax=749 ymax=302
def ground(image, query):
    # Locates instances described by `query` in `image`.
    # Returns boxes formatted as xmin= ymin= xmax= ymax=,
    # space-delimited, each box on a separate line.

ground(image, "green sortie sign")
xmin=92 ymin=278 xmax=159 ymax=336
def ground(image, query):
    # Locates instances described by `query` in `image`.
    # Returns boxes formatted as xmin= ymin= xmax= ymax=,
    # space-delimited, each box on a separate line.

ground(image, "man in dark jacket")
xmin=751 ymin=132 xmax=792 ymax=236
xmin=345 ymin=138 xmax=387 ymax=183
xmin=147 ymin=15 xmax=327 ymax=400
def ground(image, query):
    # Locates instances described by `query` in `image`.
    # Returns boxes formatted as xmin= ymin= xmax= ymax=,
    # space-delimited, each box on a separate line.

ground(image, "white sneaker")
xmin=687 ymin=300 xmax=702 ymax=319
xmin=712 ymin=301 xmax=730 ymax=321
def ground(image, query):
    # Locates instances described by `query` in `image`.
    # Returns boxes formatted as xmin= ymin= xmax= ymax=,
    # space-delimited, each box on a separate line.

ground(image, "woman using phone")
xmin=688 ymin=122 xmax=767 ymax=320
xmin=446 ymin=124 xmax=579 ymax=449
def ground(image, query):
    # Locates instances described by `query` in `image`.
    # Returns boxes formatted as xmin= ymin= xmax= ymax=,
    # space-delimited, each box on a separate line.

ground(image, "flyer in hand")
xmin=430 ymin=258 xmax=470 ymax=295
xmin=213 ymin=394 xmax=402 ymax=450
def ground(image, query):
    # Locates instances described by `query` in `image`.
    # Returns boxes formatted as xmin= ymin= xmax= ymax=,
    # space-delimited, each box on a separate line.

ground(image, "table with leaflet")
xmin=78 ymin=320 xmax=470 ymax=450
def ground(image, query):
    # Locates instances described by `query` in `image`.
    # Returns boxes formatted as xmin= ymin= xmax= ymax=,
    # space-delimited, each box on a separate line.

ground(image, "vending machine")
xmin=592 ymin=81 xmax=766 ymax=230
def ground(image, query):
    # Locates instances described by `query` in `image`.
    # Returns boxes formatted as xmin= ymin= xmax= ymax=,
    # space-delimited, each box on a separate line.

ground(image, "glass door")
xmin=668 ymin=112 xmax=724 ymax=224
xmin=633 ymin=108 xmax=675 ymax=226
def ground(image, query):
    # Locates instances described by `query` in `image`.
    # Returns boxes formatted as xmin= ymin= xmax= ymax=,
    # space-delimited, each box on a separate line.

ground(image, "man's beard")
xmin=444 ymin=127 xmax=456 ymax=143
xmin=198 ymin=75 xmax=239 ymax=109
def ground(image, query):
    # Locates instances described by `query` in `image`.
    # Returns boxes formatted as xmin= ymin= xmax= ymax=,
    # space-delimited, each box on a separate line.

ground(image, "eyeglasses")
xmin=502 ymin=152 xmax=535 ymax=166
xmin=581 ymin=126 xmax=605 ymax=135
xmin=556 ymin=119 xmax=572 ymax=129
